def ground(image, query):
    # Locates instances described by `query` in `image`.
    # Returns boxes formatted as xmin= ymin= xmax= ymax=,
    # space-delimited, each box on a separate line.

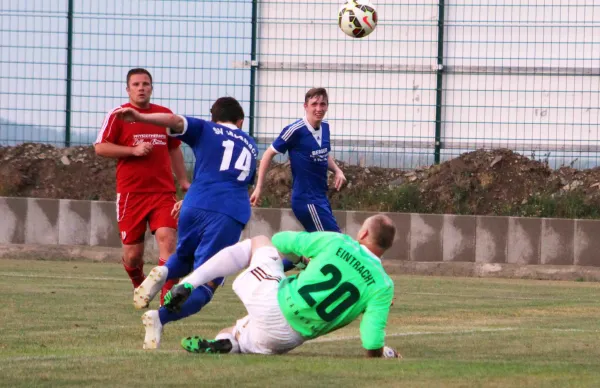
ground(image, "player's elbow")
xmin=93 ymin=143 xmax=105 ymax=156
xmin=168 ymin=115 xmax=185 ymax=133
xmin=94 ymin=143 xmax=116 ymax=158
xmin=265 ymin=147 xmax=277 ymax=159
xmin=260 ymin=148 xmax=277 ymax=167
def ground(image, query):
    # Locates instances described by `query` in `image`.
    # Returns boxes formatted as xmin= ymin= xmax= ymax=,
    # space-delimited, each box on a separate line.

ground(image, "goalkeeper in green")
xmin=163 ymin=214 xmax=400 ymax=358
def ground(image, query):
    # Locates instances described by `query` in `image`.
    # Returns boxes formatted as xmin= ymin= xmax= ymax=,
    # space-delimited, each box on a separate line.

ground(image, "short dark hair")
xmin=369 ymin=215 xmax=396 ymax=250
xmin=211 ymin=97 xmax=245 ymax=123
xmin=126 ymin=68 xmax=153 ymax=86
xmin=304 ymin=87 xmax=328 ymax=104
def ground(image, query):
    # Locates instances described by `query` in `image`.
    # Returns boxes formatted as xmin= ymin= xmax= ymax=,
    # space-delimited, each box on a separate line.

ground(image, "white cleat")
xmin=133 ymin=266 xmax=169 ymax=309
xmin=142 ymin=310 xmax=163 ymax=350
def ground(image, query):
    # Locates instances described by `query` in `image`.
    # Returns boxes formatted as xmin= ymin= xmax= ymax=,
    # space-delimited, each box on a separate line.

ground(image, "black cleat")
xmin=181 ymin=336 xmax=233 ymax=354
xmin=163 ymin=283 xmax=193 ymax=313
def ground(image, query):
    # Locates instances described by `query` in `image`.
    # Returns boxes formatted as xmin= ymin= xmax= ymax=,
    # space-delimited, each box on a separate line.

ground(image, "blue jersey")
xmin=170 ymin=116 xmax=258 ymax=225
xmin=271 ymin=118 xmax=331 ymax=203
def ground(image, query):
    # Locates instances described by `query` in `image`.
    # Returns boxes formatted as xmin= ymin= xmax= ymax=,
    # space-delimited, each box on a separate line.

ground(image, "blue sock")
xmin=282 ymin=258 xmax=295 ymax=272
xmin=164 ymin=252 xmax=192 ymax=280
xmin=158 ymin=284 xmax=214 ymax=325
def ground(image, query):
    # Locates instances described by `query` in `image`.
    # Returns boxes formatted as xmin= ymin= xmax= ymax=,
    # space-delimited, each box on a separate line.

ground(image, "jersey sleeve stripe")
xmin=281 ymin=120 xmax=304 ymax=141
xmin=94 ymin=106 xmax=122 ymax=144
xmin=308 ymin=204 xmax=325 ymax=231
xmin=282 ymin=121 xmax=303 ymax=141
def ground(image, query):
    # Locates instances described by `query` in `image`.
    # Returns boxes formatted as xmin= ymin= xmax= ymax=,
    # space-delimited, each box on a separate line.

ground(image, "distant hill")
xmin=0 ymin=118 xmax=65 ymax=146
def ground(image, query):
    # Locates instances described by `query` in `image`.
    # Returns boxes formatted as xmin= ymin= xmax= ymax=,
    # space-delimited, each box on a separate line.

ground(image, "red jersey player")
xmin=94 ymin=68 xmax=190 ymax=303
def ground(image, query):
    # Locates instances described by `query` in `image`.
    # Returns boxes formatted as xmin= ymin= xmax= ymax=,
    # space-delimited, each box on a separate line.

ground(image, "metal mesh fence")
xmin=1 ymin=0 xmax=68 ymax=146
xmin=1 ymin=0 xmax=599 ymax=169
xmin=441 ymin=1 xmax=600 ymax=169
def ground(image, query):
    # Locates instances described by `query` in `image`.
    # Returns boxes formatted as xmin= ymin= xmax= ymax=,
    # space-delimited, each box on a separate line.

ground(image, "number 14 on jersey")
xmin=220 ymin=140 xmax=252 ymax=181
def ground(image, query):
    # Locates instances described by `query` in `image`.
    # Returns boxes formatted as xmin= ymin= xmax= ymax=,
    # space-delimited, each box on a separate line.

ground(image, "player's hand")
xmin=383 ymin=346 xmax=402 ymax=359
xmin=115 ymin=107 xmax=142 ymax=123
xmin=250 ymin=187 xmax=262 ymax=207
xmin=334 ymin=170 xmax=347 ymax=191
xmin=171 ymin=200 xmax=183 ymax=219
xmin=179 ymin=180 xmax=191 ymax=192
xmin=294 ymin=256 xmax=311 ymax=270
xmin=132 ymin=142 xmax=153 ymax=157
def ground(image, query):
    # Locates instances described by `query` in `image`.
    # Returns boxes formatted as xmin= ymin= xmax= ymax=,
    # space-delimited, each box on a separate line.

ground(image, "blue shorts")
xmin=173 ymin=206 xmax=244 ymax=274
xmin=291 ymin=201 xmax=341 ymax=233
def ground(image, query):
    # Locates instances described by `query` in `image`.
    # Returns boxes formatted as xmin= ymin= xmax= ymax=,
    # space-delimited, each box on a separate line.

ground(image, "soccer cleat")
xmin=181 ymin=336 xmax=232 ymax=354
xmin=160 ymin=278 xmax=179 ymax=306
xmin=133 ymin=266 xmax=169 ymax=309
xmin=163 ymin=283 xmax=194 ymax=313
xmin=142 ymin=310 xmax=163 ymax=350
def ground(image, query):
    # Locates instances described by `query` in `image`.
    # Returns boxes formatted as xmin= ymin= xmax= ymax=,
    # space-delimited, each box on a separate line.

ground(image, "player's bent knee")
xmin=154 ymin=227 xmax=177 ymax=246
xmin=122 ymin=243 xmax=144 ymax=265
xmin=250 ymin=235 xmax=274 ymax=254
xmin=154 ymin=230 xmax=177 ymax=259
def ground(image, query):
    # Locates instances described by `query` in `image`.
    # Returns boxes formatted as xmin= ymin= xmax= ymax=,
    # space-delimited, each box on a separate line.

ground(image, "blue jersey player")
xmin=251 ymin=88 xmax=346 ymax=268
xmin=113 ymin=97 xmax=258 ymax=350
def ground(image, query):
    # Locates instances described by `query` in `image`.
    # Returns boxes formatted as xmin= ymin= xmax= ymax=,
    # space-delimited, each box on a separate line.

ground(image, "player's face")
xmin=127 ymin=74 xmax=153 ymax=108
xmin=304 ymin=95 xmax=328 ymax=126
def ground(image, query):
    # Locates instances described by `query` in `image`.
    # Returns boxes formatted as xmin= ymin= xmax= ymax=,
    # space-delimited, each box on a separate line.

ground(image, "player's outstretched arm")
xmin=360 ymin=286 xmax=396 ymax=358
xmin=115 ymin=107 xmax=185 ymax=133
xmin=250 ymin=147 xmax=277 ymax=206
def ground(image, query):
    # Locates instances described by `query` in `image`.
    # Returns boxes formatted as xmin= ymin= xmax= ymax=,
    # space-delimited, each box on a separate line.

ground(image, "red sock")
xmin=158 ymin=257 xmax=178 ymax=305
xmin=123 ymin=259 xmax=145 ymax=288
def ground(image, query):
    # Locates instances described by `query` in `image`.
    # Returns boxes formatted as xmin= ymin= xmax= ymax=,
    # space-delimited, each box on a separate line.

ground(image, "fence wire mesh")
xmin=1 ymin=1 xmax=598 ymax=169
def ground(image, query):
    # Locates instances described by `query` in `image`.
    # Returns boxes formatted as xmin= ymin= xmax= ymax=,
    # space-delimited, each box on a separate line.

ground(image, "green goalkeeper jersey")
xmin=273 ymin=231 xmax=394 ymax=350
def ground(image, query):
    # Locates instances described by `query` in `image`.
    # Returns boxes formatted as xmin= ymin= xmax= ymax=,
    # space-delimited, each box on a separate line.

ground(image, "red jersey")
xmin=95 ymin=103 xmax=181 ymax=194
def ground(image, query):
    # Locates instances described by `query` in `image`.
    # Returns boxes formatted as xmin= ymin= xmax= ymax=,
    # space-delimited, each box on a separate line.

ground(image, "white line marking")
xmin=310 ymin=327 xmax=517 ymax=344
xmin=2 ymin=273 xmax=125 ymax=282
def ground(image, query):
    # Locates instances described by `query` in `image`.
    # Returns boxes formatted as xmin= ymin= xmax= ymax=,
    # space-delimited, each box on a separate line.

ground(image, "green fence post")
xmin=248 ymin=0 xmax=258 ymax=139
xmin=65 ymin=0 xmax=74 ymax=147
xmin=434 ymin=0 xmax=445 ymax=164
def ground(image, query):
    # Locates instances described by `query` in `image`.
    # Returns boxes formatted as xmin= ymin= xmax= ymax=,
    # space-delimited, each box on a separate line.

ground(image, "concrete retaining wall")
xmin=2 ymin=196 xmax=600 ymax=267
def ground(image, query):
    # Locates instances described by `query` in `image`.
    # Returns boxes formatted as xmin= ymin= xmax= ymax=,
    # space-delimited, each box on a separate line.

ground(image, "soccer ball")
xmin=338 ymin=0 xmax=378 ymax=38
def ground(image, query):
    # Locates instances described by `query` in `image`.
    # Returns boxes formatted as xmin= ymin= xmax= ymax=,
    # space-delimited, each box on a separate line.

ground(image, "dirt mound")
xmin=0 ymin=143 xmax=116 ymax=201
xmin=418 ymin=149 xmax=558 ymax=214
xmin=3 ymin=143 xmax=600 ymax=218
xmin=257 ymin=148 xmax=600 ymax=216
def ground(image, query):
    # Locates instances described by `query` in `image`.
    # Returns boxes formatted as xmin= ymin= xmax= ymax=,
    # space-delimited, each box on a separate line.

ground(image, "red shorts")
xmin=116 ymin=192 xmax=178 ymax=245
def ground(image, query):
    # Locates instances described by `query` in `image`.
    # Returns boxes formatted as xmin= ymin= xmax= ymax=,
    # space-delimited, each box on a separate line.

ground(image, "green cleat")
xmin=181 ymin=336 xmax=232 ymax=354
xmin=163 ymin=282 xmax=194 ymax=313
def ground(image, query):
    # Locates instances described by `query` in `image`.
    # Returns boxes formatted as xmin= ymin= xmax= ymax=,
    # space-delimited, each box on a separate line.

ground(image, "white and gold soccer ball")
xmin=338 ymin=0 xmax=378 ymax=38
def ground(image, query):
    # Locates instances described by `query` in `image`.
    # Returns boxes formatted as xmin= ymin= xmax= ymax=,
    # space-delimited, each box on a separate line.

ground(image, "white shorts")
xmin=231 ymin=246 xmax=305 ymax=355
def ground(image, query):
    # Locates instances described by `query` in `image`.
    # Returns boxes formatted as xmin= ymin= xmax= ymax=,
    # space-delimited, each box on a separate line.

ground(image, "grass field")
xmin=1 ymin=259 xmax=600 ymax=387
